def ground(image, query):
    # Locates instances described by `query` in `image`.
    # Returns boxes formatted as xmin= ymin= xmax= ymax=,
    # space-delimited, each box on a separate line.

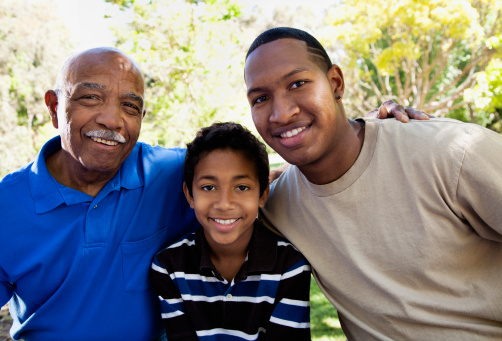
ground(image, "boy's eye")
xmin=236 ymin=185 xmax=250 ymax=191
xmin=253 ymin=95 xmax=268 ymax=105
xmin=201 ymin=185 xmax=216 ymax=191
xmin=290 ymin=80 xmax=306 ymax=89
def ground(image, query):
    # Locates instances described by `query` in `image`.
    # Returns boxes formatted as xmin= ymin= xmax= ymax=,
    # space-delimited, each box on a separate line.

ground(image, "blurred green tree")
xmin=0 ymin=0 xmax=75 ymax=177
xmin=106 ymin=0 xmax=251 ymax=148
xmin=464 ymin=57 xmax=502 ymax=132
xmin=321 ymin=0 xmax=501 ymax=128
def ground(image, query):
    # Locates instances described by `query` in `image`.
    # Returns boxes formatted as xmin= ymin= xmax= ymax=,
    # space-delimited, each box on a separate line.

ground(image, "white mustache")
xmin=85 ymin=130 xmax=126 ymax=143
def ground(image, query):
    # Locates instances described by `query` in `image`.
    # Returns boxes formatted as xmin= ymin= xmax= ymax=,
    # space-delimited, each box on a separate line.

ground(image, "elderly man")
xmin=245 ymin=27 xmax=502 ymax=340
xmin=0 ymin=47 xmax=198 ymax=340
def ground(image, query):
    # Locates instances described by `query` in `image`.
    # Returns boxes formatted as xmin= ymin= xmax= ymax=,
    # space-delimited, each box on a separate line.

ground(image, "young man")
xmin=151 ymin=122 xmax=311 ymax=340
xmin=245 ymin=27 xmax=502 ymax=340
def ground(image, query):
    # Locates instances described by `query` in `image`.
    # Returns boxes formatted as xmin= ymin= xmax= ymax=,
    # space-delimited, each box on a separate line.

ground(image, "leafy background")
xmin=1 ymin=0 xmax=501 ymax=339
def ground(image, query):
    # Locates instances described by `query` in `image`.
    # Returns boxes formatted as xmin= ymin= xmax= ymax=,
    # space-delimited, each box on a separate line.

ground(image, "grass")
xmin=310 ymin=276 xmax=346 ymax=341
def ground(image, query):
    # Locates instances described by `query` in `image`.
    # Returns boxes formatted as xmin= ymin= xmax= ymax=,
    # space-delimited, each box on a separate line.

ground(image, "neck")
xmin=46 ymin=150 xmax=117 ymax=197
xmin=299 ymin=118 xmax=365 ymax=185
xmin=205 ymin=227 xmax=253 ymax=282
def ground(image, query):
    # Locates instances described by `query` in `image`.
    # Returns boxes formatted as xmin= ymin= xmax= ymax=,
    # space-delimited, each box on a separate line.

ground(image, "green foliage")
xmin=106 ymin=0 xmax=251 ymax=148
xmin=322 ymin=0 xmax=501 ymax=125
xmin=0 ymin=0 xmax=75 ymax=177
xmin=464 ymin=58 xmax=502 ymax=132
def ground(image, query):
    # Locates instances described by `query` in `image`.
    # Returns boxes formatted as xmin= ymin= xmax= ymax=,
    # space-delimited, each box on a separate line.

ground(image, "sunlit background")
xmin=1 ymin=1 xmax=501 ymax=339
xmin=1 ymin=0 xmax=500 ymax=178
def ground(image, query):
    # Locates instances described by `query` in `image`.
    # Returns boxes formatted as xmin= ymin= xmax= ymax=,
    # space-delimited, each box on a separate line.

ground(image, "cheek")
xmin=252 ymin=111 xmax=269 ymax=135
xmin=124 ymin=116 xmax=143 ymax=139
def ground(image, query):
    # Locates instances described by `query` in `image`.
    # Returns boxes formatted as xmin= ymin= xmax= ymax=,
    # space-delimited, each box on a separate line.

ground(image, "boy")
xmin=151 ymin=122 xmax=311 ymax=340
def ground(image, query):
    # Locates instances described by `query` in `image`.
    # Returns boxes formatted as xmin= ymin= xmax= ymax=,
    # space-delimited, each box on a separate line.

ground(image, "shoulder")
xmin=261 ymin=226 xmax=309 ymax=271
xmin=155 ymin=230 xmax=199 ymax=262
xmin=0 ymin=162 xmax=31 ymax=187
xmin=157 ymin=230 xmax=197 ymax=255
xmin=372 ymin=117 xmax=486 ymax=140
xmin=135 ymin=142 xmax=186 ymax=166
xmin=0 ymin=163 xmax=32 ymax=203
xmin=131 ymin=142 xmax=187 ymax=182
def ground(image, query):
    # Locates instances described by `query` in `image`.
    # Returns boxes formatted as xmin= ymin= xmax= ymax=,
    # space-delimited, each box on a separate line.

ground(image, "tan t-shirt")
xmin=262 ymin=118 xmax=502 ymax=340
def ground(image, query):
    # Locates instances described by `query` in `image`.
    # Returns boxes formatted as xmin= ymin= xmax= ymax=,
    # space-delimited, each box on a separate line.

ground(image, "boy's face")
xmin=183 ymin=149 xmax=269 ymax=251
xmin=245 ymin=38 xmax=344 ymax=168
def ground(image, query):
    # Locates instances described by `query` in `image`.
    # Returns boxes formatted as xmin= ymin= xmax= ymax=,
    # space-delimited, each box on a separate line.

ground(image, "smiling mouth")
xmin=213 ymin=218 xmax=239 ymax=225
xmin=89 ymin=136 xmax=121 ymax=146
xmin=280 ymin=126 xmax=308 ymax=138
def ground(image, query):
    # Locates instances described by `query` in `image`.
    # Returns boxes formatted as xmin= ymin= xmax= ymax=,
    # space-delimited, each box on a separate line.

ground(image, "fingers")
xmin=365 ymin=108 xmax=379 ymax=119
xmin=365 ymin=100 xmax=432 ymax=122
xmin=404 ymin=107 xmax=430 ymax=120
xmin=379 ymin=100 xmax=408 ymax=122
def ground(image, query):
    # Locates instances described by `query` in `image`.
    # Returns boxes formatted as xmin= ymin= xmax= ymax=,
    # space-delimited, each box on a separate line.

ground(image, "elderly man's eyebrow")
xmin=123 ymin=91 xmax=144 ymax=109
xmin=75 ymin=82 xmax=106 ymax=90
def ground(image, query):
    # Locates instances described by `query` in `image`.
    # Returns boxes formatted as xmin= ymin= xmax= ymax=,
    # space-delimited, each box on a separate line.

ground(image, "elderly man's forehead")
xmin=72 ymin=49 xmax=141 ymax=73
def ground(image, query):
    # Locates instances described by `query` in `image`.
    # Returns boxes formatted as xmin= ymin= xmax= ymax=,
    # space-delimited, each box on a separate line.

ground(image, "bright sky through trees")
xmin=53 ymin=0 xmax=337 ymax=52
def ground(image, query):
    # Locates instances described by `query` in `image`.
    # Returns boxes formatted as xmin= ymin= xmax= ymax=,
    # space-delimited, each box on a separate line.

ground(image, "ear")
xmin=258 ymin=185 xmax=270 ymax=208
xmin=183 ymin=182 xmax=195 ymax=209
xmin=45 ymin=90 xmax=59 ymax=129
xmin=327 ymin=64 xmax=345 ymax=101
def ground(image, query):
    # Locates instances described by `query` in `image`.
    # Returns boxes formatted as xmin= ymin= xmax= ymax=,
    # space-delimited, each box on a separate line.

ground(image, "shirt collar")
xmin=29 ymin=136 xmax=143 ymax=214
xmin=197 ymin=220 xmax=278 ymax=281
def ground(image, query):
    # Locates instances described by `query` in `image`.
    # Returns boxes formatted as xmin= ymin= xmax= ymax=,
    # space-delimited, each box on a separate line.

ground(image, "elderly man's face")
xmin=52 ymin=51 xmax=145 ymax=177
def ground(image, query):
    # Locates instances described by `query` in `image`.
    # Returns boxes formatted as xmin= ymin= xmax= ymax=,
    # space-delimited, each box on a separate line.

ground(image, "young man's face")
xmin=47 ymin=51 xmax=145 ymax=177
xmin=245 ymin=38 xmax=344 ymax=168
xmin=183 ymin=149 xmax=269 ymax=251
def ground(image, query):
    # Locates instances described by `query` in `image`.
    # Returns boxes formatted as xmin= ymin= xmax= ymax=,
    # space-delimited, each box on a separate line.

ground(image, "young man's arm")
xmin=150 ymin=256 xmax=198 ymax=341
xmin=456 ymin=125 xmax=502 ymax=239
xmin=264 ymin=258 xmax=312 ymax=340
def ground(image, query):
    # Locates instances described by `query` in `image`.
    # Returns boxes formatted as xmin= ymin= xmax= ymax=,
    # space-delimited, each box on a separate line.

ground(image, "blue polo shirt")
xmin=0 ymin=136 xmax=198 ymax=341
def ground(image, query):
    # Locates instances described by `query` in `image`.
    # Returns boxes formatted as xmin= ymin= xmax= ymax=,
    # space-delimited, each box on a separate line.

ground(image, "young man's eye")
xmin=201 ymin=185 xmax=216 ymax=191
xmin=290 ymin=80 xmax=306 ymax=89
xmin=236 ymin=185 xmax=250 ymax=191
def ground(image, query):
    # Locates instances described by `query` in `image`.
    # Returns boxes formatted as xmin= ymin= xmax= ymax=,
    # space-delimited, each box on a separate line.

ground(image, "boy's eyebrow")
xmin=246 ymin=67 xmax=309 ymax=97
xmin=197 ymin=174 xmax=253 ymax=181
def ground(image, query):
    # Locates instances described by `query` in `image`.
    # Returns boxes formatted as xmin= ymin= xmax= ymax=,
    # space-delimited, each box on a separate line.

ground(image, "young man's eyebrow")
xmin=246 ymin=67 xmax=309 ymax=96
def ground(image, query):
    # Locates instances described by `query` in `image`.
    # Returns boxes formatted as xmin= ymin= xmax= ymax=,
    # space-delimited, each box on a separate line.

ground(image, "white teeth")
xmin=214 ymin=218 xmax=238 ymax=225
xmin=91 ymin=137 xmax=119 ymax=146
xmin=280 ymin=126 xmax=306 ymax=138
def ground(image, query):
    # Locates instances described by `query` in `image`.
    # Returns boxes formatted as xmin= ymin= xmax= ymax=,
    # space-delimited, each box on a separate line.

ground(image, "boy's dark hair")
xmin=184 ymin=122 xmax=269 ymax=197
xmin=246 ymin=27 xmax=332 ymax=72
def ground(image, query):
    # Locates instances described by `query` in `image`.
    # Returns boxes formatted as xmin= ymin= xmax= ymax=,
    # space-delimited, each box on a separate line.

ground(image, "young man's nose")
xmin=270 ymin=96 xmax=300 ymax=123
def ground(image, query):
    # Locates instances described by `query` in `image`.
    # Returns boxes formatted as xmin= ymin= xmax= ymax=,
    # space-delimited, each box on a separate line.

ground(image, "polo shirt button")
xmin=93 ymin=205 xmax=98 ymax=209
xmin=226 ymin=294 xmax=232 ymax=300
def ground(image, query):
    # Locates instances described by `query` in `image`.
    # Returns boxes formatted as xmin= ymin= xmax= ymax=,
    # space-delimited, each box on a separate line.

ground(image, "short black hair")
xmin=184 ymin=122 xmax=269 ymax=197
xmin=246 ymin=27 xmax=332 ymax=72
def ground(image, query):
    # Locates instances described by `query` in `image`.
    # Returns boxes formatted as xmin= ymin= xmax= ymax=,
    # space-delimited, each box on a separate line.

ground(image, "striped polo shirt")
xmin=151 ymin=220 xmax=312 ymax=340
